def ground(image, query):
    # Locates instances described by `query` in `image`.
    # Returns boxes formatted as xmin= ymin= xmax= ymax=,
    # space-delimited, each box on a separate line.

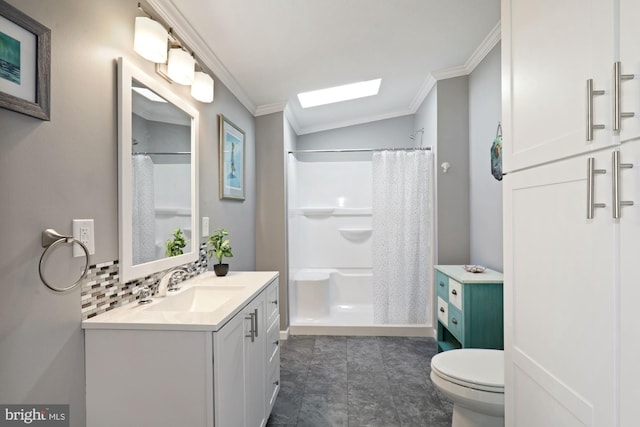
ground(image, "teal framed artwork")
xmin=218 ymin=114 xmax=245 ymax=200
xmin=0 ymin=0 xmax=50 ymax=120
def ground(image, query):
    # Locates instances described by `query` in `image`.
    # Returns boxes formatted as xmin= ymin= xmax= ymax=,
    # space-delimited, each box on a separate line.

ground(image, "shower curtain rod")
xmin=132 ymin=152 xmax=191 ymax=155
xmin=288 ymin=147 xmax=431 ymax=154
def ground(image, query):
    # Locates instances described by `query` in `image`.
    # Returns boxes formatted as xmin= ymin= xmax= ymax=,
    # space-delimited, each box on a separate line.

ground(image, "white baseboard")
xmin=289 ymin=324 xmax=435 ymax=337
xmin=279 ymin=327 xmax=290 ymax=340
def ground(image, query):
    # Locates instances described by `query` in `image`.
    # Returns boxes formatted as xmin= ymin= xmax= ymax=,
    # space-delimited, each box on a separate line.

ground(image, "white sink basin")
xmin=145 ymin=286 xmax=246 ymax=313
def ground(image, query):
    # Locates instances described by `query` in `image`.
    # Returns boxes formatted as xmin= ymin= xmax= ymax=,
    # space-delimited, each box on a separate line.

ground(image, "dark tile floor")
xmin=266 ymin=335 xmax=453 ymax=427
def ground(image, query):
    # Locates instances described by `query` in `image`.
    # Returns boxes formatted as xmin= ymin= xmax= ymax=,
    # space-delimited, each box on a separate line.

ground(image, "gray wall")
xmin=469 ymin=44 xmax=503 ymax=271
xmin=415 ymin=77 xmax=471 ymax=265
xmin=297 ymin=115 xmax=416 ymax=149
xmin=0 ymin=1 xmax=255 ymax=424
xmin=255 ymin=112 xmax=288 ymax=329
xmin=436 ymin=77 xmax=470 ymax=265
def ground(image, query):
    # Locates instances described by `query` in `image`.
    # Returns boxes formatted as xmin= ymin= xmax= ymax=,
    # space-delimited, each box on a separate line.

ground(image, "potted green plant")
xmin=166 ymin=228 xmax=187 ymax=257
xmin=207 ymin=228 xmax=234 ymax=276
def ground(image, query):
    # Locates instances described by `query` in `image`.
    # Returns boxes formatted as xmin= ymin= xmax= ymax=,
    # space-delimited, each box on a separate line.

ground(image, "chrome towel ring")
xmin=39 ymin=229 xmax=90 ymax=292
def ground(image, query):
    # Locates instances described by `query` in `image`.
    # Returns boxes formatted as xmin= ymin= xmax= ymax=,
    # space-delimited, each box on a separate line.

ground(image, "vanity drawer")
xmin=448 ymin=305 xmax=464 ymax=343
xmin=449 ymin=279 xmax=462 ymax=310
xmin=437 ymin=296 xmax=448 ymax=326
xmin=265 ymin=280 xmax=279 ymax=327
xmin=436 ymin=271 xmax=449 ymax=300
xmin=266 ymin=350 xmax=280 ymax=413
xmin=267 ymin=315 xmax=280 ymax=365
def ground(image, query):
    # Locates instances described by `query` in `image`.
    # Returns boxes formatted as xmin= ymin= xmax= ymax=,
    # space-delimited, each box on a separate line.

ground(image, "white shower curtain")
xmin=372 ymin=150 xmax=433 ymax=324
xmin=132 ymin=154 xmax=156 ymax=265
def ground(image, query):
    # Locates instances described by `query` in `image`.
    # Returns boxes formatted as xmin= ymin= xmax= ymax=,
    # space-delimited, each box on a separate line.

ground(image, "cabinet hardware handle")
xmin=612 ymin=151 xmax=634 ymax=219
xmin=245 ymin=313 xmax=255 ymax=342
xmin=451 ymin=289 xmax=457 ymax=296
xmin=273 ymin=380 xmax=280 ymax=386
xmin=271 ymin=299 xmax=278 ymax=305
xmin=586 ymin=79 xmax=605 ymax=141
xmin=439 ymin=307 xmax=445 ymax=313
xmin=614 ymin=62 xmax=635 ymax=131
xmin=274 ymin=340 xmax=279 ymax=346
xmin=452 ymin=318 xmax=458 ymax=325
xmin=439 ymin=281 xmax=444 ymax=287
xmin=587 ymin=157 xmax=606 ymax=219
xmin=253 ymin=308 xmax=259 ymax=337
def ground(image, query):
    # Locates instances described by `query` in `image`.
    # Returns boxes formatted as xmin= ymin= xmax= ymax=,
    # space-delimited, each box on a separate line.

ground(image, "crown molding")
xmin=255 ymin=101 xmax=288 ymax=116
xmin=406 ymin=21 xmax=501 ymax=120
xmin=431 ymin=65 xmax=468 ymax=82
xmin=147 ymin=0 xmax=257 ymax=114
xmin=409 ymin=74 xmax=437 ymax=112
xmin=464 ymin=21 xmax=501 ymax=73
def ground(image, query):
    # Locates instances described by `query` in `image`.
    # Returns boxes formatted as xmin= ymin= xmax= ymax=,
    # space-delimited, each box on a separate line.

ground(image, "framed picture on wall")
xmin=218 ymin=114 xmax=245 ymax=200
xmin=0 ymin=1 xmax=50 ymax=120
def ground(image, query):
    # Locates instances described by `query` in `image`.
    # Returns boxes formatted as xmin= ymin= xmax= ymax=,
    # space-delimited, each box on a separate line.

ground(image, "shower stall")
xmin=287 ymin=148 xmax=433 ymax=336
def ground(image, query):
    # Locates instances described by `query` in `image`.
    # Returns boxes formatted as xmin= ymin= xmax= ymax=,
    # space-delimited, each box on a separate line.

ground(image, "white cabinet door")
xmin=619 ymin=0 xmax=640 ymax=143
xmin=502 ymin=0 xmax=616 ymax=172
xmin=619 ymin=139 xmax=640 ymax=426
xmin=213 ymin=310 xmax=246 ymax=427
xmin=503 ymin=150 xmax=616 ymax=426
xmin=244 ymin=295 xmax=266 ymax=427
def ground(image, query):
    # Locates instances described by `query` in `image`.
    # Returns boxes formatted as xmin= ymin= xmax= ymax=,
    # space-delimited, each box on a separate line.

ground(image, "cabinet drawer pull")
xmin=451 ymin=289 xmax=457 ymax=296
xmin=245 ymin=313 xmax=255 ymax=342
xmin=439 ymin=307 xmax=445 ymax=313
xmin=254 ymin=308 xmax=259 ymax=337
xmin=586 ymin=79 xmax=605 ymax=141
xmin=452 ymin=318 xmax=458 ymax=325
xmin=587 ymin=157 xmax=607 ymax=219
xmin=612 ymin=151 xmax=634 ymax=219
xmin=613 ymin=61 xmax=635 ymax=131
xmin=439 ymin=281 xmax=445 ymax=287
xmin=271 ymin=299 xmax=278 ymax=305
xmin=273 ymin=380 xmax=280 ymax=386
xmin=273 ymin=340 xmax=279 ymax=346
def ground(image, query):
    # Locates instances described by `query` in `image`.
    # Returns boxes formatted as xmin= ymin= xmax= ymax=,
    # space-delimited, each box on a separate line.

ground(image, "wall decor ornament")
xmin=218 ymin=114 xmax=245 ymax=200
xmin=0 ymin=1 xmax=50 ymax=120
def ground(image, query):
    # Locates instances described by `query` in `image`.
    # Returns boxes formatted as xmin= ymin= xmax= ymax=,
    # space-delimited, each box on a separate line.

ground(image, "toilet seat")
xmin=431 ymin=349 xmax=504 ymax=393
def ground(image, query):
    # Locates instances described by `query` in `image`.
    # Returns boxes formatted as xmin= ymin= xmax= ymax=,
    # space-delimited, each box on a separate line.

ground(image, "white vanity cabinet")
xmin=213 ymin=280 xmax=280 ymax=427
xmin=503 ymin=0 xmax=640 ymax=425
xmin=84 ymin=272 xmax=280 ymax=427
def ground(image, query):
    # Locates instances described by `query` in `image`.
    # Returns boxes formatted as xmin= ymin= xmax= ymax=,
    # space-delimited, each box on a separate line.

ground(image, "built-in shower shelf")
xmin=338 ymin=228 xmax=373 ymax=241
xmin=155 ymin=207 xmax=192 ymax=216
xmin=299 ymin=207 xmax=372 ymax=217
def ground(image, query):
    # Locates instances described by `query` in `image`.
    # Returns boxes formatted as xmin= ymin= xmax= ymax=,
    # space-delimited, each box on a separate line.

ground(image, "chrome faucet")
xmin=156 ymin=267 xmax=188 ymax=297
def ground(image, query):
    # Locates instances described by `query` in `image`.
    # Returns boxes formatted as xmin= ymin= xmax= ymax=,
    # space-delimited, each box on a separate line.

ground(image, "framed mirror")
xmin=117 ymin=57 xmax=199 ymax=283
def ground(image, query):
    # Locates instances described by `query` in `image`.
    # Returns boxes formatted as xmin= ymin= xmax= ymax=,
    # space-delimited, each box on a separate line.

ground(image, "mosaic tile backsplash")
xmin=81 ymin=244 xmax=208 ymax=320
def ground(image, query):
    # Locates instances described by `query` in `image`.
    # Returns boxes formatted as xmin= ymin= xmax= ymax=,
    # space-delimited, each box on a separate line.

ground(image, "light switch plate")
xmin=202 ymin=217 xmax=210 ymax=237
xmin=73 ymin=219 xmax=95 ymax=257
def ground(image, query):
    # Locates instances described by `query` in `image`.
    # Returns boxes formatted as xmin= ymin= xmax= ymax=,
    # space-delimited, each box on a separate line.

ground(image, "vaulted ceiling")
xmin=149 ymin=0 xmax=501 ymax=134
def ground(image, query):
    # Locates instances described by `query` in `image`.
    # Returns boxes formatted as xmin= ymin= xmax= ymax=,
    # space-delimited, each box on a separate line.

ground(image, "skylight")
xmin=132 ymin=87 xmax=167 ymax=103
xmin=297 ymin=78 xmax=382 ymax=108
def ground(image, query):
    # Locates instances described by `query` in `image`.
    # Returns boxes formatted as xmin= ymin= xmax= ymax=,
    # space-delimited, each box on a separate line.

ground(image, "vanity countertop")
xmin=435 ymin=265 xmax=503 ymax=284
xmin=82 ymin=271 xmax=278 ymax=332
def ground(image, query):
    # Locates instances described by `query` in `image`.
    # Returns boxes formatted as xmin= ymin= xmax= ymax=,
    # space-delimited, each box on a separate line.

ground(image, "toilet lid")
xmin=431 ymin=349 xmax=504 ymax=392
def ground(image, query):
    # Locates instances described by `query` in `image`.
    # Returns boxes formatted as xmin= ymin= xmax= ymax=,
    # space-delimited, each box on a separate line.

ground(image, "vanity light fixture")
xmin=133 ymin=3 xmax=215 ymax=103
xmin=191 ymin=71 xmax=214 ymax=103
xmin=133 ymin=16 xmax=168 ymax=63
xmin=167 ymin=47 xmax=195 ymax=85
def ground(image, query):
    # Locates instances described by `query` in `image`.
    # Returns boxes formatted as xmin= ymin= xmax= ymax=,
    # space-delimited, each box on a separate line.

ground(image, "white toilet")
xmin=430 ymin=349 xmax=504 ymax=427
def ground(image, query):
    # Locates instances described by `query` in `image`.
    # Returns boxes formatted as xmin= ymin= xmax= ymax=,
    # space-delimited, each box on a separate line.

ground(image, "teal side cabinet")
xmin=435 ymin=265 xmax=504 ymax=352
